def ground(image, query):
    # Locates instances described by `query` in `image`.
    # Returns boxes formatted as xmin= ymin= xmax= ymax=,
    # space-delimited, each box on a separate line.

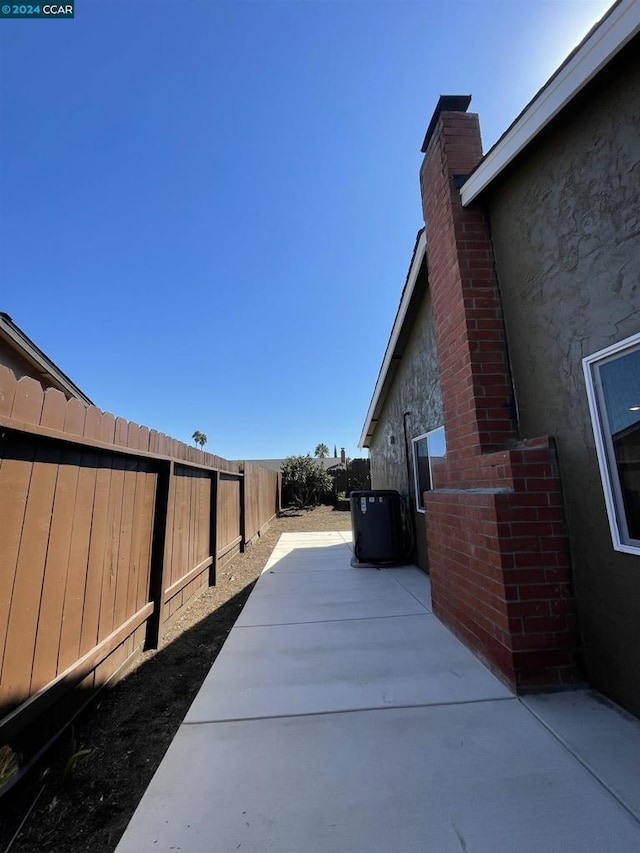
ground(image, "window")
xmin=583 ymin=332 xmax=640 ymax=554
xmin=412 ymin=426 xmax=446 ymax=512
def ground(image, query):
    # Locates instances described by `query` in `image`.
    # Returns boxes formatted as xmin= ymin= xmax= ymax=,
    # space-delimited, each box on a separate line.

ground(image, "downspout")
xmin=402 ymin=411 xmax=413 ymax=501
xmin=402 ymin=411 xmax=416 ymax=558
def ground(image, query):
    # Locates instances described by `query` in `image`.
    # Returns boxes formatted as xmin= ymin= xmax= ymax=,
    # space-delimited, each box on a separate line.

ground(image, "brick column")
xmin=419 ymin=97 xmax=579 ymax=690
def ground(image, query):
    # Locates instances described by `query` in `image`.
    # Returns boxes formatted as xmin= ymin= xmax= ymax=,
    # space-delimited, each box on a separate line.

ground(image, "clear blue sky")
xmin=0 ymin=0 xmax=613 ymax=461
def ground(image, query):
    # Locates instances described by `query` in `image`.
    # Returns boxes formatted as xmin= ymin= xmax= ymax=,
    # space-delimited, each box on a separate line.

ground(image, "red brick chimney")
xmin=418 ymin=96 xmax=579 ymax=691
xmin=340 ymin=447 xmax=346 ymax=465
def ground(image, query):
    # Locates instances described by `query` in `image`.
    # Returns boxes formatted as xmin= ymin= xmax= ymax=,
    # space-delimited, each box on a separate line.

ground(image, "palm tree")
xmin=314 ymin=443 xmax=329 ymax=459
xmin=192 ymin=430 xmax=207 ymax=450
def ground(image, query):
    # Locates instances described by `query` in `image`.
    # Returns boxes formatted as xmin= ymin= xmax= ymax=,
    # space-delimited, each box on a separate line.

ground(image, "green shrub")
xmin=281 ymin=455 xmax=333 ymax=508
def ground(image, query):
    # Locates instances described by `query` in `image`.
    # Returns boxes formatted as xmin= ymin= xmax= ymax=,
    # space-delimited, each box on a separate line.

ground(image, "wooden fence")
xmin=0 ymin=366 xmax=280 ymax=786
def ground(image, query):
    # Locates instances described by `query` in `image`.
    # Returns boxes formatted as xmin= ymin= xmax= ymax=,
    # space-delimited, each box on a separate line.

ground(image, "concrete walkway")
xmin=116 ymin=532 xmax=640 ymax=852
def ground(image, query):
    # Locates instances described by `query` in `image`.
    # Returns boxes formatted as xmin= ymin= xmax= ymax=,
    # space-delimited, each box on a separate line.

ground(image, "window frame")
xmin=412 ymin=426 xmax=446 ymax=513
xmin=583 ymin=331 xmax=640 ymax=555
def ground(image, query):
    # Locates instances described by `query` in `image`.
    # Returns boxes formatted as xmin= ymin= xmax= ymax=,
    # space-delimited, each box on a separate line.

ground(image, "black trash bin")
xmin=349 ymin=489 xmax=409 ymax=566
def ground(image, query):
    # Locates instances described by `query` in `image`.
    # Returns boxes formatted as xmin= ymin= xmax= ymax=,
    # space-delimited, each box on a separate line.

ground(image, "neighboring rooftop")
xmin=244 ymin=456 xmax=347 ymax=473
xmin=0 ymin=312 xmax=93 ymax=405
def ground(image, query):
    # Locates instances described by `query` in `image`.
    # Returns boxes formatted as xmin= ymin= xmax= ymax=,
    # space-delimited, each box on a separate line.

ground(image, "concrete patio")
xmin=116 ymin=531 xmax=640 ymax=852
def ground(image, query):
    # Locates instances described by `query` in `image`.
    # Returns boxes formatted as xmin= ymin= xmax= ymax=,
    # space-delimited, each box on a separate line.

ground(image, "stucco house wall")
xmin=369 ymin=267 xmax=442 ymax=570
xmin=486 ymin=38 xmax=640 ymax=712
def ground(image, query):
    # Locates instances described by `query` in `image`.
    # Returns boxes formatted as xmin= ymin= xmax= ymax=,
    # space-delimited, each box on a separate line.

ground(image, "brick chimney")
xmin=419 ymin=95 xmax=579 ymax=691
xmin=340 ymin=447 xmax=346 ymax=465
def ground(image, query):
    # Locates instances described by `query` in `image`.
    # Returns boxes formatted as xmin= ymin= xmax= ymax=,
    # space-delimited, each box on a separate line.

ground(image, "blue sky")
xmin=0 ymin=0 xmax=613 ymax=461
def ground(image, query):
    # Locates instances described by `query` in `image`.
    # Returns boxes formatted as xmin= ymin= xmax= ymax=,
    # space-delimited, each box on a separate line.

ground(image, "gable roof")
xmin=359 ymin=230 xmax=426 ymax=448
xmin=0 ymin=312 xmax=93 ymax=405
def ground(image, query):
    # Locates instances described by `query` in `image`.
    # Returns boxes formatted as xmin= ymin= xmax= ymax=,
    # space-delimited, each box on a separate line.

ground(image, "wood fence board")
xmin=114 ymin=417 xmax=128 ymax=447
xmin=100 ymin=412 xmax=116 ymax=444
xmin=63 ymin=398 xmax=86 ymax=436
xmin=176 ymin=470 xmax=188 ymax=587
xmin=183 ymin=472 xmax=192 ymax=579
xmin=57 ymin=450 xmax=98 ymax=673
xmin=167 ymin=471 xmax=180 ymax=590
xmin=78 ymin=451 xmax=105 ymax=657
xmin=154 ymin=461 xmax=174 ymax=632
xmin=41 ymin=388 xmax=68 ymax=431
xmin=178 ymin=469 xmax=191 ymax=587
xmin=138 ymin=425 xmax=150 ymax=453
xmin=29 ymin=445 xmax=81 ymax=693
xmin=189 ymin=473 xmax=197 ymax=572
xmin=136 ymin=469 xmax=157 ymax=611
xmin=1 ymin=440 xmax=59 ymax=707
xmin=97 ymin=456 xmax=124 ymax=642
xmin=178 ymin=469 xmax=191 ymax=586
xmin=126 ymin=422 xmax=141 ymax=450
xmin=0 ymin=437 xmax=35 ymax=682
xmin=199 ymin=475 xmax=211 ymax=564
xmin=163 ymin=465 xmax=176 ymax=579
xmin=0 ymin=365 xmax=17 ymax=416
xmin=11 ymin=376 xmax=44 ymax=424
xmin=125 ymin=461 xmax=149 ymax=623
xmin=112 ymin=458 xmax=137 ymax=634
xmin=193 ymin=474 xmax=201 ymax=570
xmin=83 ymin=405 xmax=103 ymax=439
xmin=125 ymin=465 xmax=144 ymax=620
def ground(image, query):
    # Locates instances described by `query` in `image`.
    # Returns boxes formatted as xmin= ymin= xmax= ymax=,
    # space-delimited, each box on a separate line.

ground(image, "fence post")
xmin=239 ymin=468 xmax=246 ymax=552
xmin=145 ymin=459 xmax=173 ymax=650
xmin=208 ymin=470 xmax=219 ymax=586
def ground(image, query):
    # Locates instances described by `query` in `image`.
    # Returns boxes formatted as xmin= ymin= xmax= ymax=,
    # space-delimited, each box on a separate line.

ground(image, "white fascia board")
xmin=461 ymin=0 xmax=640 ymax=205
xmin=358 ymin=231 xmax=427 ymax=448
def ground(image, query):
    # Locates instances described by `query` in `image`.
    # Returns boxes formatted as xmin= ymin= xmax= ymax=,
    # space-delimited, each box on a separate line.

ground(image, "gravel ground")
xmin=0 ymin=505 xmax=352 ymax=853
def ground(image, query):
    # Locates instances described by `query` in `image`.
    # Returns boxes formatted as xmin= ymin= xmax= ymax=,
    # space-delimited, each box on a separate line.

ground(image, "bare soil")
xmin=0 ymin=506 xmax=351 ymax=853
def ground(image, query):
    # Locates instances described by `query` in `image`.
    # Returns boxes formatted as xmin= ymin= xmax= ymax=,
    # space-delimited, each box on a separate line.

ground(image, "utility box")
xmin=349 ymin=490 xmax=408 ymax=565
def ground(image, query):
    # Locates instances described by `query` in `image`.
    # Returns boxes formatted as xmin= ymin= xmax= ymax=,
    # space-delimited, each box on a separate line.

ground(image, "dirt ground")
xmin=0 ymin=506 xmax=351 ymax=853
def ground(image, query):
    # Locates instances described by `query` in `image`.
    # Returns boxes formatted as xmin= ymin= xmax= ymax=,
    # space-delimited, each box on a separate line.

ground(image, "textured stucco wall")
xmin=368 ymin=280 xmax=442 ymax=570
xmin=487 ymin=40 xmax=640 ymax=714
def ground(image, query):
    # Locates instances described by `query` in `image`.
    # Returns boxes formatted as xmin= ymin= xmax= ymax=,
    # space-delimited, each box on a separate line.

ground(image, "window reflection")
xmin=599 ymin=347 xmax=640 ymax=541
xmin=413 ymin=436 xmax=430 ymax=510
xmin=427 ymin=426 xmax=447 ymax=486
xmin=412 ymin=427 xmax=446 ymax=511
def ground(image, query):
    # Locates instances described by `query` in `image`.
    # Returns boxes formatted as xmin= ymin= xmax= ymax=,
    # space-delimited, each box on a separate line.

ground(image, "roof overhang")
xmin=359 ymin=230 xmax=426 ymax=449
xmin=461 ymin=0 xmax=640 ymax=205
xmin=0 ymin=312 xmax=93 ymax=405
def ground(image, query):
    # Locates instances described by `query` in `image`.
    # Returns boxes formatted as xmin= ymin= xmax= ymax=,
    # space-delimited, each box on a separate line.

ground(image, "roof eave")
xmin=359 ymin=230 xmax=427 ymax=449
xmin=461 ymin=0 xmax=640 ymax=205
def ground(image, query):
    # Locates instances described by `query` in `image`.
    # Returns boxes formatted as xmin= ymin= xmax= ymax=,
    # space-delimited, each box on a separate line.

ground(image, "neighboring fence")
xmin=244 ymin=461 xmax=281 ymax=546
xmin=0 ymin=366 xmax=280 ymax=786
xmin=332 ymin=458 xmax=371 ymax=496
